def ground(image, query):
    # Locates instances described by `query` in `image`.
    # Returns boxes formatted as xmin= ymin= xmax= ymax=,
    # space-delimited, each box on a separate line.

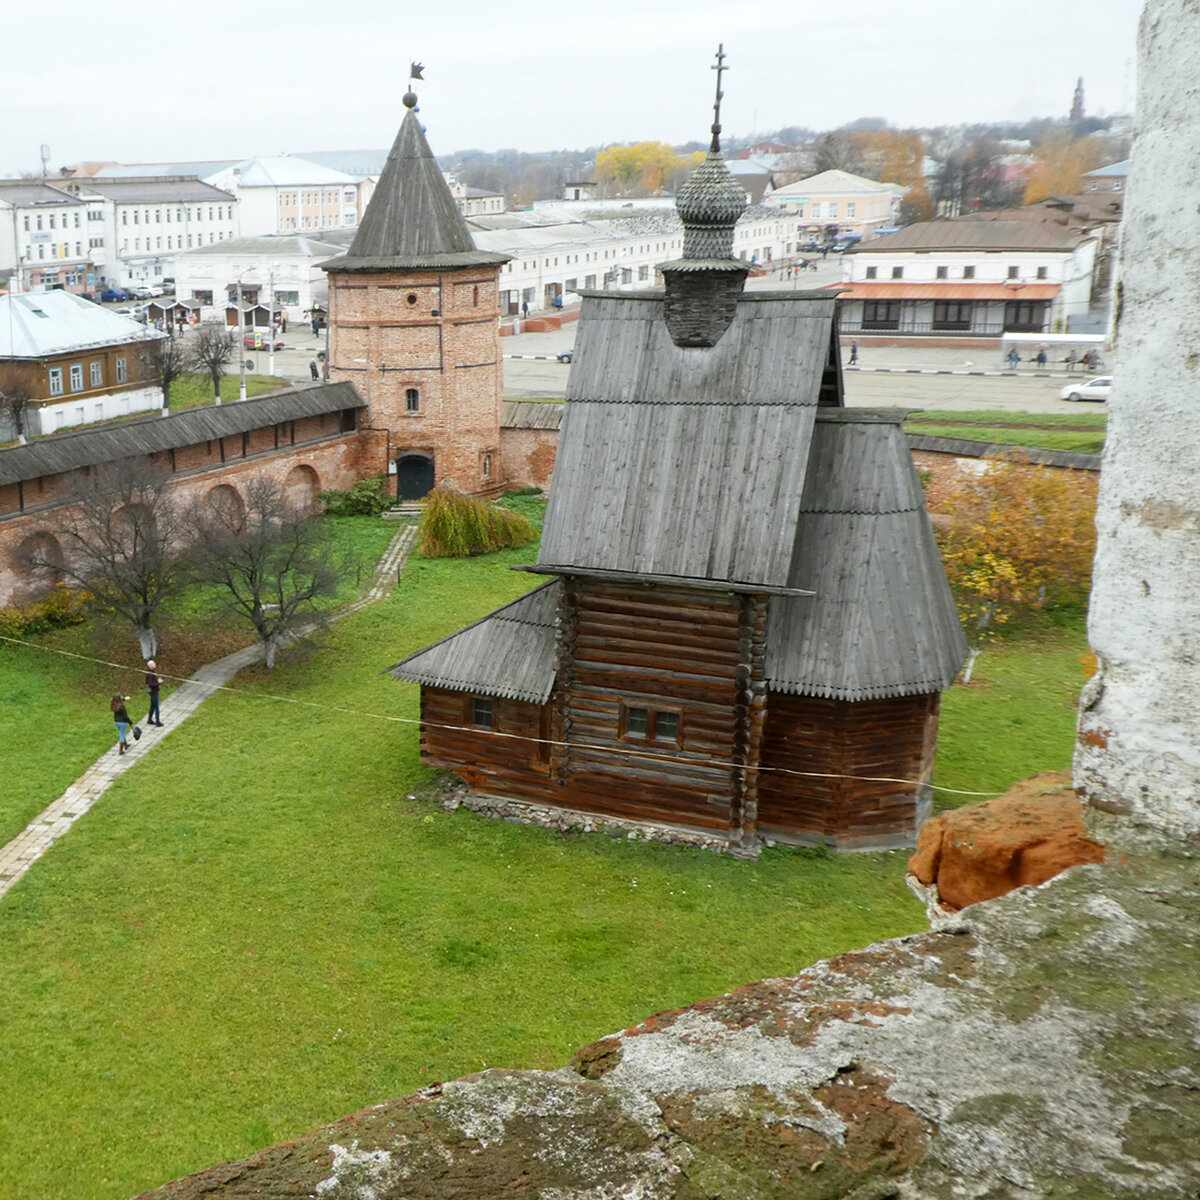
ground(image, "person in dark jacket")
xmin=111 ymin=694 xmax=132 ymax=756
xmin=144 ymin=660 xmax=164 ymax=726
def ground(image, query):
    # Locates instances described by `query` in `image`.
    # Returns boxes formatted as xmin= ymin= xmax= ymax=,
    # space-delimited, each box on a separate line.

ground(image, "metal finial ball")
xmin=403 ymin=90 xmax=418 ymax=108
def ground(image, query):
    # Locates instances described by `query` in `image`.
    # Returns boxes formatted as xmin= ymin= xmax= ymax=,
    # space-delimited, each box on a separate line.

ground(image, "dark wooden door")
xmin=396 ymin=454 xmax=434 ymax=500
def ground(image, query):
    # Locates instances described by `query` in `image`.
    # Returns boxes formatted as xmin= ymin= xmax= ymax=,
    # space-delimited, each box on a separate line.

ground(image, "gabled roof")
xmin=536 ymin=292 xmax=840 ymax=591
xmin=0 ymin=291 xmax=165 ymax=358
xmin=0 ymin=382 xmax=362 ymax=486
xmin=765 ymin=412 xmax=966 ymax=700
xmin=292 ymin=149 xmax=389 ymax=179
xmin=1082 ymin=160 xmax=1130 ymax=178
xmin=389 ymin=582 xmax=559 ymax=703
xmin=230 ymin=157 xmax=358 ymax=188
xmin=847 ymin=220 xmax=1085 ymax=253
xmin=176 ymin=234 xmax=346 ymax=259
xmin=0 ymin=182 xmax=82 ymax=208
xmin=771 ymin=170 xmax=903 ymax=198
xmin=322 ymin=104 xmax=508 ymax=273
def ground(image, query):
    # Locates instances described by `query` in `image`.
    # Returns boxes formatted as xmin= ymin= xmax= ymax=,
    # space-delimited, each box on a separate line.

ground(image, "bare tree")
xmin=0 ymin=368 xmax=33 ymax=444
xmin=146 ymin=335 xmax=188 ymax=411
xmin=188 ymin=324 xmax=236 ymax=402
xmin=21 ymin=460 xmax=189 ymax=658
xmin=187 ymin=474 xmax=343 ymax=669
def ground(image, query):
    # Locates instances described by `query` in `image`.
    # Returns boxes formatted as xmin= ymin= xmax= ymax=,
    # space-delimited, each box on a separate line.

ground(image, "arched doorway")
xmin=396 ymin=454 xmax=434 ymax=500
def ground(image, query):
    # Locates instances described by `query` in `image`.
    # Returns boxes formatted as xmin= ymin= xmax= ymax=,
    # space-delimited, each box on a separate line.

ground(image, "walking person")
xmin=111 ymin=694 xmax=132 ymax=756
xmin=310 ymin=359 xmax=320 ymax=380
xmin=849 ymin=341 xmax=859 ymax=366
xmin=144 ymin=660 xmax=164 ymax=727
xmin=1007 ymin=348 xmax=1020 ymax=369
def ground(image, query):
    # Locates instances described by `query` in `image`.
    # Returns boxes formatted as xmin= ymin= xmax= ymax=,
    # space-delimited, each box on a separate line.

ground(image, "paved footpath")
xmin=0 ymin=522 xmax=419 ymax=901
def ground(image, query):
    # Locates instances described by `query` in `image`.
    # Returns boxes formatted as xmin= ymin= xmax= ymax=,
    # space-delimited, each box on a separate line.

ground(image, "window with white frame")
xmin=115 ymin=357 xmax=128 ymax=383
xmin=48 ymin=367 xmax=64 ymax=395
xmin=69 ymin=363 xmax=84 ymax=392
xmin=89 ymin=361 xmax=103 ymax=387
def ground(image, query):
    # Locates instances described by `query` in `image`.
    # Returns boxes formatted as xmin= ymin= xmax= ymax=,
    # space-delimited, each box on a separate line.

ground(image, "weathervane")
xmin=710 ymin=44 xmax=728 ymax=153
xmin=405 ymin=61 xmax=424 ymax=109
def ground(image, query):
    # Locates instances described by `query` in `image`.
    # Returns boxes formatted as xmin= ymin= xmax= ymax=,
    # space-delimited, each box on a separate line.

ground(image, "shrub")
xmin=418 ymin=486 xmax=536 ymax=558
xmin=0 ymin=584 xmax=89 ymax=639
xmin=319 ymin=475 xmax=393 ymax=517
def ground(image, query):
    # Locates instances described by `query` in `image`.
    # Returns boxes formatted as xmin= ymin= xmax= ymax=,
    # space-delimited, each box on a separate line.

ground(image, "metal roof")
xmin=765 ymin=412 xmax=967 ymax=700
xmin=178 ymin=234 xmax=345 ymax=259
xmin=323 ymin=105 xmax=508 ymax=273
xmin=0 ymin=382 xmax=363 ymax=487
xmin=0 ymin=182 xmax=83 ymax=207
xmin=389 ymin=582 xmax=559 ymax=703
xmin=79 ymin=179 xmax=235 ymax=203
xmin=846 ymin=220 xmax=1085 ymax=253
xmin=232 ymin=157 xmax=358 ymax=188
xmin=0 ymin=291 xmax=166 ymax=358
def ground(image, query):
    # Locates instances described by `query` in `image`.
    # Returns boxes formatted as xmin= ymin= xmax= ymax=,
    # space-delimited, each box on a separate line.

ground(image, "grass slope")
xmin=0 ymin=522 xmax=1088 ymax=1199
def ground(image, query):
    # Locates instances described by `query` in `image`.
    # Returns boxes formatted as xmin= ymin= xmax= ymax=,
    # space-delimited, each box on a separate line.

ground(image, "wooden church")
xmin=392 ymin=78 xmax=966 ymax=853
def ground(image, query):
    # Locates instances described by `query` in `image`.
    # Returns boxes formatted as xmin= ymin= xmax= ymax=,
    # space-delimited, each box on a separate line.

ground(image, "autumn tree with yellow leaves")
xmin=934 ymin=453 xmax=1098 ymax=681
xmin=1023 ymin=134 xmax=1107 ymax=204
xmin=594 ymin=143 xmax=703 ymax=196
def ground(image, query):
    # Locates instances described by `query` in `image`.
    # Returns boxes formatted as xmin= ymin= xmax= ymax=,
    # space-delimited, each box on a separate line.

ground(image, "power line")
xmin=0 ymin=633 xmax=1004 ymax=799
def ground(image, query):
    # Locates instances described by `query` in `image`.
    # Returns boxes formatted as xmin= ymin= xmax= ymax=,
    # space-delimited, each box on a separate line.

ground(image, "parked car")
xmin=1060 ymin=376 xmax=1112 ymax=402
xmin=99 ymin=288 xmax=128 ymax=302
xmin=128 ymin=286 xmax=153 ymax=300
xmin=243 ymin=333 xmax=285 ymax=351
xmin=796 ymin=239 xmax=822 ymax=254
xmin=556 ymin=349 xmax=573 ymax=363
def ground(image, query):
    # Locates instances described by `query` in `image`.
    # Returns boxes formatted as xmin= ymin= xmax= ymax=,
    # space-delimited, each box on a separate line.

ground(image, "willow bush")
xmin=418 ymin=486 xmax=536 ymax=558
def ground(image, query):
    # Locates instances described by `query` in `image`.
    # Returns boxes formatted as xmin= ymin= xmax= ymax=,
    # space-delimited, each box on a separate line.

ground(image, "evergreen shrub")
xmin=418 ymin=486 xmax=536 ymax=558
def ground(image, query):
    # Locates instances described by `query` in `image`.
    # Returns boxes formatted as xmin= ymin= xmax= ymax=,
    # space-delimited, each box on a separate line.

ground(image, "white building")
xmin=835 ymin=220 xmax=1098 ymax=338
xmin=203 ymin=158 xmax=367 ymax=237
xmin=767 ymin=169 xmax=904 ymax=240
xmin=0 ymin=182 xmax=97 ymax=294
xmin=65 ymin=177 xmax=237 ymax=289
xmin=173 ymin=233 xmax=349 ymax=325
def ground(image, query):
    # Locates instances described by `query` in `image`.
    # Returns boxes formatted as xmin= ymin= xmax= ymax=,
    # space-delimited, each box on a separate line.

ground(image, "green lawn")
xmin=900 ymin=408 xmax=1107 ymax=455
xmin=166 ymin=372 xmax=285 ymax=412
xmin=0 ymin=519 xmax=1090 ymax=1199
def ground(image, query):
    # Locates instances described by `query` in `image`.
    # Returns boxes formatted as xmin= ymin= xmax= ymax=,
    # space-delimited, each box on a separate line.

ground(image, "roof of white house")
xmin=0 ymin=291 xmax=165 ymax=358
xmin=78 ymin=179 xmax=235 ymax=204
xmin=228 ymin=157 xmax=358 ymax=188
xmin=771 ymin=170 xmax=904 ymax=198
xmin=1082 ymin=160 xmax=1130 ymax=178
xmin=176 ymin=234 xmax=347 ymax=260
xmin=291 ymin=149 xmax=389 ymax=179
xmin=846 ymin=219 xmax=1086 ymax=254
xmin=0 ymin=182 xmax=84 ymax=208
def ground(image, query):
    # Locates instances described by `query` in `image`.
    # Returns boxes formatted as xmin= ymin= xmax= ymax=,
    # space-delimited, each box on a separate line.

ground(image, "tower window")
xmin=405 ymin=388 xmax=419 ymax=413
xmin=482 ymin=453 xmax=492 ymax=478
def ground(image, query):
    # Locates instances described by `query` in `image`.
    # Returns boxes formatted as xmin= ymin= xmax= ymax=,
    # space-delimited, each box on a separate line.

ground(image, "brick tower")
xmin=322 ymin=89 xmax=510 ymax=499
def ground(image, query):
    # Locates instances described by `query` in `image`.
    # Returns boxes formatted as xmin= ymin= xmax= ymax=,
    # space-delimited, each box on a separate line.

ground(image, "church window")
xmin=482 ymin=453 xmax=492 ymax=478
xmin=405 ymin=388 xmax=419 ymax=413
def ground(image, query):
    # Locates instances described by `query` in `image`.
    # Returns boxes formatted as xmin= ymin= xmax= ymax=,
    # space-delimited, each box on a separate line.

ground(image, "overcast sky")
xmin=2 ymin=0 xmax=1142 ymax=176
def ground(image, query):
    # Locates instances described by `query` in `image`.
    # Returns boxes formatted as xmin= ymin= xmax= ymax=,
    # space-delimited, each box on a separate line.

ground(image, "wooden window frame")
xmin=619 ymin=701 xmax=682 ymax=747
xmin=471 ymin=696 xmax=493 ymax=730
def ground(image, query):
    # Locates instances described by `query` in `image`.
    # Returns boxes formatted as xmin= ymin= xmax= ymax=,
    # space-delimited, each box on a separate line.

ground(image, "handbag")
xmin=132 ymin=726 xmax=142 ymax=741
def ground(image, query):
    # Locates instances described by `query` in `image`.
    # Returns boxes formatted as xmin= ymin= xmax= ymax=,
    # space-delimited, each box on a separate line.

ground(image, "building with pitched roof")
xmin=392 ymin=101 xmax=965 ymax=853
xmin=0 ymin=290 xmax=167 ymax=437
xmin=835 ymin=220 xmax=1098 ymax=339
xmin=0 ymin=182 xmax=97 ymax=294
xmin=321 ymin=89 xmax=511 ymax=500
xmin=767 ymin=169 xmax=905 ymax=240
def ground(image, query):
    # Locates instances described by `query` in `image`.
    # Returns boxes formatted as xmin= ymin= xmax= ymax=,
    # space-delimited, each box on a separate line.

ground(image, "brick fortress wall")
xmin=326 ymin=267 xmax=506 ymax=499
xmin=0 ymin=409 xmax=366 ymax=606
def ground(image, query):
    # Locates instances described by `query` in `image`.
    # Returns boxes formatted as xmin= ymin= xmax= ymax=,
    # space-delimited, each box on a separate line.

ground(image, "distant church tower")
xmin=322 ymin=87 xmax=510 ymax=499
xmin=1070 ymin=77 xmax=1086 ymax=124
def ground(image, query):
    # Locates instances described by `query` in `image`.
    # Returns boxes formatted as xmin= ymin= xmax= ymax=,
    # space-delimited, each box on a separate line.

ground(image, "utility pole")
xmin=267 ymin=270 xmax=275 ymax=378
xmin=238 ymin=276 xmax=247 ymax=402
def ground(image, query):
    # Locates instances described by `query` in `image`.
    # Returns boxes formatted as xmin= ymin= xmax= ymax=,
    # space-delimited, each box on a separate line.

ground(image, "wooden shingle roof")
xmin=537 ymin=292 xmax=840 ymax=591
xmin=321 ymin=105 xmax=508 ymax=274
xmin=765 ymin=412 xmax=967 ymax=700
xmin=0 ymin=382 xmax=362 ymax=486
xmin=389 ymin=582 xmax=559 ymax=703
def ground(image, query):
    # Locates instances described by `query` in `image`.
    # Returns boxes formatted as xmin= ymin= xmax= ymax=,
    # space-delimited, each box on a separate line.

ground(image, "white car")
xmin=1060 ymin=376 xmax=1112 ymax=402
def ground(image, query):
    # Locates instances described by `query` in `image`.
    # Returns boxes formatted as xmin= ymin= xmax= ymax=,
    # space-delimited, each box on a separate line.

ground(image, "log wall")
xmin=757 ymin=691 xmax=939 ymax=849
